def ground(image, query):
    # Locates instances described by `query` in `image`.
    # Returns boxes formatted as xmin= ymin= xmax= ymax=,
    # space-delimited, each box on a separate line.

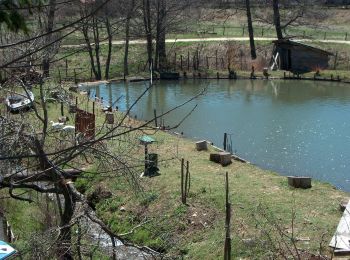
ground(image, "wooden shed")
xmin=271 ymin=40 xmax=332 ymax=74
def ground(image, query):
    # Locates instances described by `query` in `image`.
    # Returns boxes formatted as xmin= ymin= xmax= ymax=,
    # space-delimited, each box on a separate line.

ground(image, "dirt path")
xmin=62 ymin=37 xmax=350 ymax=48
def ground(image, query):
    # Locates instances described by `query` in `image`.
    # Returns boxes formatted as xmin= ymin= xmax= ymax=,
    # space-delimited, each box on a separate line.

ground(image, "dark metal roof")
xmin=272 ymin=39 xmax=333 ymax=56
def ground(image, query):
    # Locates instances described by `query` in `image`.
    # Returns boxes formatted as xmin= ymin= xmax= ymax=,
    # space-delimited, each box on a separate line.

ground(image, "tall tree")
xmin=272 ymin=0 xmax=283 ymax=40
xmin=42 ymin=0 xmax=57 ymax=77
xmin=245 ymin=0 xmax=257 ymax=59
xmin=143 ymin=0 xmax=153 ymax=69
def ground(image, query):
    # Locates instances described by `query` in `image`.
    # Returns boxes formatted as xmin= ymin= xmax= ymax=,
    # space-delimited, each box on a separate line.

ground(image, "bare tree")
xmin=245 ymin=0 xmax=257 ymax=59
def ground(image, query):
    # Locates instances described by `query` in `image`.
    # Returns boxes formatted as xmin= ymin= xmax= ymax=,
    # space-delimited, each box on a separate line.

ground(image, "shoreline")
xmin=77 ymin=86 xmax=346 ymax=193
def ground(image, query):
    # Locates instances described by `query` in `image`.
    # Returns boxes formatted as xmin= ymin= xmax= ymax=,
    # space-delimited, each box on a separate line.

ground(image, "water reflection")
xmin=84 ymin=79 xmax=350 ymax=191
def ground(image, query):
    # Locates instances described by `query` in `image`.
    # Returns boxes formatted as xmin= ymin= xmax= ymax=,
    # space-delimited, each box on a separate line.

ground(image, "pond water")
xmin=84 ymin=79 xmax=350 ymax=191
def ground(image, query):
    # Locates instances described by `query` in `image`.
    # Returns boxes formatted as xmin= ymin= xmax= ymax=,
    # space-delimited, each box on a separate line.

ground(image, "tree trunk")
xmin=105 ymin=17 xmax=112 ymax=80
xmin=57 ymin=185 xmax=74 ymax=260
xmin=92 ymin=17 xmax=102 ymax=80
xmin=42 ymin=0 xmax=56 ymax=77
xmin=143 ymin=0 xmax=153 ymax=69
xmin=82 ymin=26 xmax=99 ymax=80
xmin=158 ymin=0 xmax=167 ymax=71
xmin=123 ymin=16 xmax=131 ymax=78
xmin=245 ymin=0 xmax=256 ymax=59
xmin=273 ymin=0 xmax=283 ymax=40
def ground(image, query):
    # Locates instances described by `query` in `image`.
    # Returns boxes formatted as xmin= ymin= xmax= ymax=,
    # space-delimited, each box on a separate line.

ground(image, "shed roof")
xmin=272 ymin=39 xmax=333 ymax=56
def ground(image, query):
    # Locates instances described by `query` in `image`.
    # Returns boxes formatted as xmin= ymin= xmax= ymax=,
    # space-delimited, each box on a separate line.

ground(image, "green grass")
xmin=74 ymin=116 xmax=349 ymax=259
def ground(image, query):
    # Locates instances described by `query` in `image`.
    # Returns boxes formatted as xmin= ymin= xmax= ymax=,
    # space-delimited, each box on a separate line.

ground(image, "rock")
xmin=210 ymin=153 xmax=220 ymax=163
xmin=287 ymin=176 xmax=312 ymax=189
xmin=219 ymin=152 xmax=232 ymax=166
xmin=120 ymin=206 xmax=126 ymax=212
xmin=195 ymin=140 xmax=208 ymax=151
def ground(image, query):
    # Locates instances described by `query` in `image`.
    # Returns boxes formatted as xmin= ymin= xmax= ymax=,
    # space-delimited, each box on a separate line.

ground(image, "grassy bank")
xmin=67 ymin=93 xmax=349 ymax=259
xmin=1 ymin=83 xmax=349 ymax=259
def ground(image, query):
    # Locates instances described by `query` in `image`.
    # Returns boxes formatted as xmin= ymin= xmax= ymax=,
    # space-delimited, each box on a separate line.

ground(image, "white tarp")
xmin=330 ymin=200 xmax=350 ymax=252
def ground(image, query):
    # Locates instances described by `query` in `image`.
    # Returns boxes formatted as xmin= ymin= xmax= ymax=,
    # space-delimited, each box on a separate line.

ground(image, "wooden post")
xmin=180 ymin=55 xmax=183 ymax=71
xmin=215 ymin=50 xmax=218 ymax=70
xmin=154 ymin=109 xmax=158 ymax=127
xmin=184 ymin=160 xmax=189 ymax=203
xmin=261 ymin=28 xmax=264 ymax=37
xmin=74 ymin=69 xmax=77 ymax=84
xmin=224 ymin=172 xmax=231 ymax=260
xmin=65 ymin=59 xmax=68 ymax=77
xmin=174 ymin=52 xmax=177 ymax=69
xmin=223 ymin=133 xmax=227 ymax=151
xmin=345 ymin=32 xmax=348 ymax=41
xmin=217 ymin=72 xmax=220 ymax=79
xmin=75 ymin=97 xmax=78 ymax=108
xmin=197 ymin=49 xmax=200 ymax=70
xmin=58 ymin=68 xmax=61 ymax=83
xmin=206 ymin=56 xmax=209 ymax=69
xmin=61 ymin=102 xmax=64 ymax=116
xmin=334 ymin=51 xmax=338 ymax=70
xmin=181 ymin=158 xmax=184 ymax=204
xmin=242 ymin=25 xmax=245 ymax=36
xmin=187 ymin=51 xmax=190 ymax=71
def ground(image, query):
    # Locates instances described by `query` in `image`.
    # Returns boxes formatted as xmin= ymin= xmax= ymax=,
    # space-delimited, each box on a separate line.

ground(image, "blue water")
xmin=83 ymin=79 xmax=350 ymax=191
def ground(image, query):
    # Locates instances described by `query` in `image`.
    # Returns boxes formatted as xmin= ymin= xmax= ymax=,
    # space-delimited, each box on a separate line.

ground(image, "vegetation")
xmin=1 ymin=0 xmax=350 ymax=259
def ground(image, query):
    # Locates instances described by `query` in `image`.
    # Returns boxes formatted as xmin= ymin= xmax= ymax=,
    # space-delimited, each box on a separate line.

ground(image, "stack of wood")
xmin=210 ymin=152 xmax=232 ymax=166
xmin=105 ymin=112 xmax=114 ymax=124
xmin=195 ymin=140 xmax=208 ymax=151
xmin=287 ymin=176 xmax=312 ymax=189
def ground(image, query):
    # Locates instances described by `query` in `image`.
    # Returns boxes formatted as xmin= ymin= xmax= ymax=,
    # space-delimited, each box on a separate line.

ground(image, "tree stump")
xmin=210 ymin=153 xmax=220 ymax=163
xmin=106 ymin=112 xmax=114 ymax=124
xmin=219 ymin=152 xmax=232 ymax=166
xmin=196 ymin=140 xmax=208 ymax=151
xmin=287 ymin=176 xmax=312 ymax=189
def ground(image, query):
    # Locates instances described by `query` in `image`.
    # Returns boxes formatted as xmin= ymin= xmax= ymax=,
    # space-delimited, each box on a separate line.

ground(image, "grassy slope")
xmin=75 ymin=112 xmax=349 ymax=259
xmin=1 ymin=84 xmax=349 ymax=258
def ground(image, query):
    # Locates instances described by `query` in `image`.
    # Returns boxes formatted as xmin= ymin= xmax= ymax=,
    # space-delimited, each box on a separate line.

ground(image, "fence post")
xmin=261 ymin=28 xmax=264 ymax=37
xmin=346 ymin=32 xmax=348 ymax=41
xmin=206 ymin=56 xmax=209 ymax=69
xmin=180 ymin=55 xmax=183 ymax=71
xmin=61 ymin=102 xmax=64 ymax=117
xmin=187 ymin=51 xmax=190 ymax=71
xmin=154 ymin=109 xmax=158 ymax=127
xmin=58 ymin=68 xmax=61 ymax=84
xmin=181 ymin=158 xmax=184 ymax=204
xmin=223 ymin=133 xmax=227 ymax=151
xmin=334 ymin=51 xmax=338 ymax=70
xmin=242 ymin=25 xmax=245 ymax=36
xmin=74 ymin=69 xmax=77 ymax=84
xmin=224 ymin=171 xmax=231 ymax=260
xmin=65 ymin=59 xmax=68 ymax=77
xmin=174 ymin=52 xmax=177 ymax=69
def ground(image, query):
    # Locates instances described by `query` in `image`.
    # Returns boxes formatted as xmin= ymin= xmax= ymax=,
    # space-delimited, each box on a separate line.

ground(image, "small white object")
xmin=50 ymin=121 xmax=64 ymax=129
xmin=62 ymin=125 xmax=75 ymax=132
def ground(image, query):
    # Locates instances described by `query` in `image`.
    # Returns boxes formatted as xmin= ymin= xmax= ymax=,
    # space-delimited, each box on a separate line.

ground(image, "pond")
xmin=84 ymin=79 xmax=350 ymax=191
